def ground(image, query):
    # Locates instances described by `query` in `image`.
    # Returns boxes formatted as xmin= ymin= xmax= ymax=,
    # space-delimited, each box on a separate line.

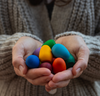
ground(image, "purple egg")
xmin=33 ymin=47 xmax=41 ymax=57
xmin=39 ymin=62 xmax=52 ymax=71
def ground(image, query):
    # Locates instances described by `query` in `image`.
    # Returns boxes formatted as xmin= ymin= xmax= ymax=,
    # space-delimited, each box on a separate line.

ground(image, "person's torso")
xmin=0 ymin=0 xmax=100 ymax=42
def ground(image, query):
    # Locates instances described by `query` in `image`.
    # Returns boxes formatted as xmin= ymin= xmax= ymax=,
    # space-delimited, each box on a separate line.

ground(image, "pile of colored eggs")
xmin=25 ymin=40 xmax=75 ymax=74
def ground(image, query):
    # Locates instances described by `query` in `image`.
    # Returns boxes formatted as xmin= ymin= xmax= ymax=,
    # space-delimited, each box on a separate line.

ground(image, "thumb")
xmin=72 ymin=46 xmax=89 ymax=76
xmin=12 ymin=44 xmax=28 ymax=75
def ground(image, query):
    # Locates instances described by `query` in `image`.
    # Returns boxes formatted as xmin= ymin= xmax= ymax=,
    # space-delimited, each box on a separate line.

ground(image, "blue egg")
xmin=25 ymin=55 xmax=40 ymax=69
xmin=52 ymin=44 xmax=70 ymax=60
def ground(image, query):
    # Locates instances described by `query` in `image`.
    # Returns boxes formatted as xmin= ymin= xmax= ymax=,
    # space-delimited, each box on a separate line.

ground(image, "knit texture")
xmin=55 ymin=31 xmax=100 ymax=82
xmin=0 ymin=0 xmax=100 ymax=96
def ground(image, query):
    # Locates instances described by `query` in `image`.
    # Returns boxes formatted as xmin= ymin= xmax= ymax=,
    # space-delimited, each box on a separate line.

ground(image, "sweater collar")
xmin=50 ymin=0 xmax=74 ymax=35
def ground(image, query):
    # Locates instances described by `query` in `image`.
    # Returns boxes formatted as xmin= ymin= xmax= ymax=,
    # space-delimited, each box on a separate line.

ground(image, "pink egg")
xmin=39 ymin=62 xmax=52 ymax=71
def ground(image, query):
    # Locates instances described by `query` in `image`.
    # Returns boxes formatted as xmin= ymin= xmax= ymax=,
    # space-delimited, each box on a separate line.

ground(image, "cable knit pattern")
xmin=0 ymin=33 xmax=43 ymax=81
xmin=0 ymin=0 xmax=100 ymax=96
xmin=55 ymin=31 xmax=100 ymax=81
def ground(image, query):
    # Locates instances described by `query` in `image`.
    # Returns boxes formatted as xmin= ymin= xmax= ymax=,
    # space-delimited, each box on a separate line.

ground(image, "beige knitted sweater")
xmin=0 ymin=0 xmax=100 ymax=96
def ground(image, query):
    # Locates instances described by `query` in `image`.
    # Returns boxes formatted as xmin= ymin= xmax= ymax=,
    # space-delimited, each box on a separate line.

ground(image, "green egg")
xmin=42 ymin=39 xmax=56 ymax=48
xmin=65 ymin=54 xmax=75 ymax=68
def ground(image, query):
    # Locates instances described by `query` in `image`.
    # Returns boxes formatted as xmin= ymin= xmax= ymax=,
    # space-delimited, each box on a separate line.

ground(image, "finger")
xmin=26 ymin=74 xmax=53 ymax=86
xmin=45 ymin=84 xmax=52 ymax=92
xmin=46 ymin=79 xmax=70 ymax=89
xmin=72 ymin=45 xmax=90 ymax=76
xmin=25 ymin=68 xmax=52 ymax=79
xmin=45 ymin=84 xmax=57 ymax=92
xmin=12 ymin=44 xmax=28 ymax=75
xmin=73 ymin=70 xmax=83 ymax=78
xmin=52 ymin=68 xmax=73 ymax=83
xmin=14 ymin=67 xmax=25 ymax=77
xmin=12 ymin=56 xmax=28 ymax=75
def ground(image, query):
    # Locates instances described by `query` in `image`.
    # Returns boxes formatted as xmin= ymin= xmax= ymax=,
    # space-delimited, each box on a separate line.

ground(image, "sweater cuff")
xmin=55 ymin=31 xmax=100 ymax=81
xmin=12 ymin=32 xmax=43 ymax=44
xmin=54 ymin=31 xmax=90 ymax=41
xmin=0 ymin=32 xmax=43 ymax=81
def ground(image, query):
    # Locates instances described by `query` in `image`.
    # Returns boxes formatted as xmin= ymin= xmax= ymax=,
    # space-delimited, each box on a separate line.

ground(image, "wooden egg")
xmin=39 ymin=45 xmax=53 ymax=62
xmin=65 ymin=54 xmax=75 ymax=68
xmin=52 ymin=58 xmax=66 ymax=74
xmin=42 ymin=39 xmax=56 ymax=48
xmin=52 ymin=58 xmax=56 ymax=63
xmin=33 ymin=47 xmax=41 ymax=57
xmin=25 ymin=55 xmax=40 ymax=69
xmin=52 ymin=44 xmax=70 ymax=60
xmin=39 ymin=62 xmax=52 ymax=71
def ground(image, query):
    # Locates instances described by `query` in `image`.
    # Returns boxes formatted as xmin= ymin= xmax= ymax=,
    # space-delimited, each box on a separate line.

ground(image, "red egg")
xmin=52 ymin=58 xmax=66 ymax=74
xmin=39 ymin=62 xmax=52 ymax=71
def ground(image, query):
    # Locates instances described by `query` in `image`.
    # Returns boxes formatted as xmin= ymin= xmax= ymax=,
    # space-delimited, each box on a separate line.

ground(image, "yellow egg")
xmin=39 ymin=45 xmax=53 ymax=62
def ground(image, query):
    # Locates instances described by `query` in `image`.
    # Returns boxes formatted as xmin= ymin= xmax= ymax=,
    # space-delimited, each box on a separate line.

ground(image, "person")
xmin=0 ymin=0 xmax=100 ymax=95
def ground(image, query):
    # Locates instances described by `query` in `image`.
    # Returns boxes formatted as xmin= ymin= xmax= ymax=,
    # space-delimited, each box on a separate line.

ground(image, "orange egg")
xmin=52 ymin=58 xmax=66 ymax=74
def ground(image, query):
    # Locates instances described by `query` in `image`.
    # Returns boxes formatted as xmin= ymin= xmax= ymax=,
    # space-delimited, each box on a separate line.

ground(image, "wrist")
xmin=55 ymin=35 xmax=78 ymax=44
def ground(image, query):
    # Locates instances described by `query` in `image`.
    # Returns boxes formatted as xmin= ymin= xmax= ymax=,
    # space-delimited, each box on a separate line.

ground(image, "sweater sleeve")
xmin=0 ymin=32 xmax=43 ymax=81
xmin=55 ymin=31 xmax=100 ymax=82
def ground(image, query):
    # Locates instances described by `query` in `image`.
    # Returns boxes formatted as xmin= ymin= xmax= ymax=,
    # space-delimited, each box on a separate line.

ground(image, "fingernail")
xmin=50 ymin=74 xmax=54 ymax=78
xmin=48 ymin=89 xmax=57 ymax=94
xmin=19 ymin=65 xmax=24 ymax=74
xmin=76 ymin=68 xmax=81 ymax=74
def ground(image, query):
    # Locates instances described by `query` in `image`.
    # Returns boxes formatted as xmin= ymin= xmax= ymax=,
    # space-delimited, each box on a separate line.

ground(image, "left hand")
xmin=45 ymin=35 xmax=90 ymax=92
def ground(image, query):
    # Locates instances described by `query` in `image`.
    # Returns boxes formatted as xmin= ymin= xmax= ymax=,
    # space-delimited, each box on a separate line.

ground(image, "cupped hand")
xmin=12 ymin=36 xmax=53 ymax=85
xmin=45 ymin=35 xmax=90 ymax=91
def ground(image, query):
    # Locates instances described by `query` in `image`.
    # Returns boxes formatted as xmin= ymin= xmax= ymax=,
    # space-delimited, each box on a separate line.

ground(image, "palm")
xmin=16 ymin=36 xmax=42 ymax=60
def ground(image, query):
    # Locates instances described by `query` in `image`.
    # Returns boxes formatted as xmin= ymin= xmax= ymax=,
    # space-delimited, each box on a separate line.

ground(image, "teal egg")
xmin=65 ymin=54 xmax=75 ymax=68
xmin=52 ymin=44 xmax=70 ymax=60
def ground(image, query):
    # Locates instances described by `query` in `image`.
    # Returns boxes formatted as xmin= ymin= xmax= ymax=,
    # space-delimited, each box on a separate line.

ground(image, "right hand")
xmin=12 ymin=36 xmax=53 ymax=85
